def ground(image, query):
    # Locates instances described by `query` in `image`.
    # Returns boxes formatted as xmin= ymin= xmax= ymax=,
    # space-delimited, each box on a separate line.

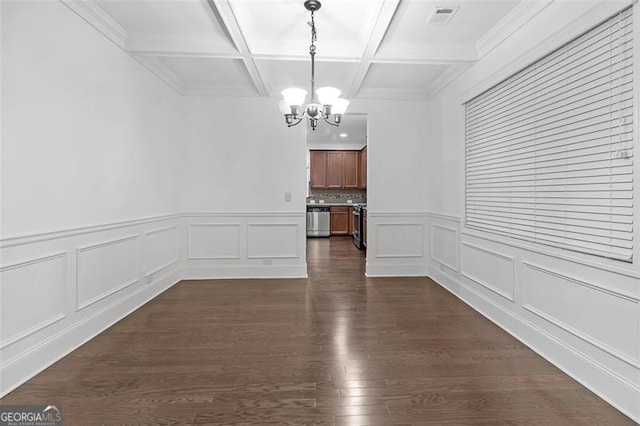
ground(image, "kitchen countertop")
xmin=306 ymin=202 xmax=367 ymax=207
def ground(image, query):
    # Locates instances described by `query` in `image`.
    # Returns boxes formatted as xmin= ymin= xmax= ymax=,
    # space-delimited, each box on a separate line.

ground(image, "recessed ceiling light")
xmin=339 ymin=133 xmax=348 ymax=138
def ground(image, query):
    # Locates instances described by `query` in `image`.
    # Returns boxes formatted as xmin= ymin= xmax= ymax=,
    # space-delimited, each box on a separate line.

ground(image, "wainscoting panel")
xmin=0 ymin=214 xmax=182 ymax=398
xmin=431 ymin=223 xmax=458 ymax=272
xmin=182 ymin=213 xmax=307 ymax=279
xmin=247 ymin=224 xmax=299 ymax=259
xmin=144 ymin=225 xmax=179 ymax=277
xmin=0 ymin=253 xmax=66 ymax=349
xmin=522 ymin=262 xmax=640 ymax=366
xmin=365 ymin=213 xmax=429 ymax=277
xmin=461 ymin=242 xmax=515 ymax=301
xmin=426 ymin=212 xmax=640 ymax=422
xmin=187 ymin=224 xmax=241 ymax=260
xmin=76 ymin=235 xmax=140 ymax=311
xmin=375 ymin=223 xmax=423 ymax=258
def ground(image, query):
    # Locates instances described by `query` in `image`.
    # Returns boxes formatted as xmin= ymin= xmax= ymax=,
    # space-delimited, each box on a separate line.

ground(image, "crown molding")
xmin=59 ymin=0 xmax=127 ymax=49
xmin=134 ymin=56 xmax=185 ymax=95
xmin=475 ymin=1 xmax=554 ymax=59
xmin=423 ymin=64 xmax=470 ymax=99
xmin=373 ymin=45 xmax=477 ymax=64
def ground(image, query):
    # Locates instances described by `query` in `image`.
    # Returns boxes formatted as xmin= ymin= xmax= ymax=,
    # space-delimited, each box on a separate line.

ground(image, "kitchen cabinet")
xmin=359 ymin=147 xmax=367 ymax=189
xmin=310 ymin=150 xmax=360 ymax=190
xmin=330 ymin=206 xmax=349 ymax=235
xmin=326 ymin=152 xmax=343 ymax=188
xmin=310 ymin=151 xmax=327 ymax=189
xmin=343 ymin=151 xmax=359 ymax=189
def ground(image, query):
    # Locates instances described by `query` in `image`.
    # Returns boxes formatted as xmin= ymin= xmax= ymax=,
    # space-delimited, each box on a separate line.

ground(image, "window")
xmin=465 ymin=7 xmax=634 ymax=262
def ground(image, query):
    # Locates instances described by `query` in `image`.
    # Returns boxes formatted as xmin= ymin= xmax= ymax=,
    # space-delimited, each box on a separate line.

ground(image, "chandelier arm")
xmin=287 ymin=116 xmax=305 ymax=128
xmin=321 ymin=116 xmax=339 ymax=127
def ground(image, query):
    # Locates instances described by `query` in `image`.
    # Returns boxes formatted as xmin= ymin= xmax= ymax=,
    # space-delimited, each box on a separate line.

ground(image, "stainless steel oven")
xmin=353 ymin=205 xmax=363 ymax=249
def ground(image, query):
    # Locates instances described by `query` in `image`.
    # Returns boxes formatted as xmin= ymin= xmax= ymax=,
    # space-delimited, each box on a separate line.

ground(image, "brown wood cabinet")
xmin=359 ymin=147 xmax=367 ymax=189
xmin=330 ymin=206 xmax=349 ymax=235
xmin=343 ymin=151 xmax=359 ymax=189
xmin=310 ymin=151 xmax=327 ymax=189
xmin=326 ymin=152 xmax=343 ymax=189
xmin=309 ymin=150 xmax=361 ymax=190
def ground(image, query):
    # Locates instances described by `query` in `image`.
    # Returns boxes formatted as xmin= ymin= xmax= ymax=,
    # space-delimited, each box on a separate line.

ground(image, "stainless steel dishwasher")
xmin=306 ymin=206 xmax=330 ymax=237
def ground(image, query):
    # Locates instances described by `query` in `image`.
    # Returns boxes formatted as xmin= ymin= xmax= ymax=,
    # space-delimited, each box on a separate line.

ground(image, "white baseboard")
xmin=428 ymin=265 xmax=640 ymax=424
xmin=182 ymin=265 xmax=308 ymax=279
xmin=0 ymin=267 xmax=181 ymax=398
xmin=365 ymin=262 xmax=428 ymax=277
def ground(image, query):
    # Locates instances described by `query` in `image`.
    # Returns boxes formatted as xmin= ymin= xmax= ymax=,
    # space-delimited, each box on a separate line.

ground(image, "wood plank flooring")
xmin=1 ymin=237 xmax=634 ymax=425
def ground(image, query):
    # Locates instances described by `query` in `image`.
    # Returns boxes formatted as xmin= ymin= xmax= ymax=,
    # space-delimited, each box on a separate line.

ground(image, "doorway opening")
xmin=304 ymin=113 xmax=368 ymax=268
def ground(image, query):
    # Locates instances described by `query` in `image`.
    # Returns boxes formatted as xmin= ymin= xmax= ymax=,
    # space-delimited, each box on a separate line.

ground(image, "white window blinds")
xmin=465 ymin=7 xmax=634 ymax=262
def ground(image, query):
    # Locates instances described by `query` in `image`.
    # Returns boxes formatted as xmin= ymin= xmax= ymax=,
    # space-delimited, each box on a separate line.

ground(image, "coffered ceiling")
xmin=63 ymin=0 xmax=552 ymax=100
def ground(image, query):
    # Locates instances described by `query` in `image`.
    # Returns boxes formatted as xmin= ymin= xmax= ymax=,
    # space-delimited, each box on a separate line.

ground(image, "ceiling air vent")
xmin=427 ymin=6 xmax=458 ymax=26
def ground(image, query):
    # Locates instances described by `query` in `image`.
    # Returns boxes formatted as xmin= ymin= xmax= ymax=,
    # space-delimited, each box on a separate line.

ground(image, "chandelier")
xmin=278 ymin=0 xmax=349 ymax=131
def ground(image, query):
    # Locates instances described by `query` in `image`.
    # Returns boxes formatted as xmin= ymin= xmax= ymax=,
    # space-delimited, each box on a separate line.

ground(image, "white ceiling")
xmin=68 ymin=0 xmax=552 ymax=100
xmin=306 ymin=113 xmax=367 ymax=146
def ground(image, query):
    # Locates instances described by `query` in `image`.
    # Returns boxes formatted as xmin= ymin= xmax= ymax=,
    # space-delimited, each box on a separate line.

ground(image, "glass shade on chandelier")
xmin=279 ymin=87 xmax=349 ymax=131
xmin=278 ymin=0 xmax=349 ymax=131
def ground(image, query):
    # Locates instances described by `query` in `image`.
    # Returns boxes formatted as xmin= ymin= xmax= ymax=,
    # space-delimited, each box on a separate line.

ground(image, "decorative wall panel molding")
xmin=144 ymin=225 xmax=179 ymax=277
xmin=522 ymin=262 xmax=640 ymax=367
xmin=187 ymin=223 xmax=241 ymax=260
xmin=0 ymin=253 xmax=67 ymax=349
xmin=247 ymin=223 xmax=299 ymax=259
xmin=76 ymin=235 xmax=140 ymax=311
xmin=430 ymin=224 xmax=458 ymax=271
xmin=0 ymin=213 xmax=180 ymax=248
xmin=0 ymin=213 xmax=182 ymax=398
xmin=375 ymin=223 xmax=423 ymax=258
xmin=461 ymin=241 xmax=515 ymax=301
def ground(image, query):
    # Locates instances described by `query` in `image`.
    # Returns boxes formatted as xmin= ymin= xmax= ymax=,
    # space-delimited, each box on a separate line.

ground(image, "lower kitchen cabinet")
xmin=330 ymin=206 xmax=349 ymax=235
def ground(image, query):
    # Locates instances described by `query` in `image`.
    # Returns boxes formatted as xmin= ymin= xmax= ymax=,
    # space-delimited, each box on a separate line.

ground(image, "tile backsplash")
xmin=307 ymin=189 xmax=367 ymax=203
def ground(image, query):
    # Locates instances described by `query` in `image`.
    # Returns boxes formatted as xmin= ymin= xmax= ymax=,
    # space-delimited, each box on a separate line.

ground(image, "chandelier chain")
xmin=309 ymin=10 xmax=317 ymax=102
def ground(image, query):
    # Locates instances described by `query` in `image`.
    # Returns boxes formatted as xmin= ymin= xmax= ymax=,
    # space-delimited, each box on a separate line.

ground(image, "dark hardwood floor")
xmin=1 ymin=237 xmax=633 ymax=425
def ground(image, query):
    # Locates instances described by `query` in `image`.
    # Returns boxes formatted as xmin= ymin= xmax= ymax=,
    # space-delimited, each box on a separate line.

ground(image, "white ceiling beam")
xmin=208 ymin=0 xmax=268 ymax=96
xmin=252 ymin=54 xmax=361 ymax=64
xmin=125 ymin=35 xmax=242 ymax=59
xmin=345 ymin=0 xmax=401 ymax=99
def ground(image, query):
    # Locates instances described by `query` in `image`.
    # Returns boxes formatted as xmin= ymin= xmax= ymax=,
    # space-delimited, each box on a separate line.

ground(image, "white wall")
xmin=1 ymin=1 xmax=184 ymax=396
xmin=179 ymin=97 xmax=308 ymax=278
xmin=344 ymin=99 xmax=432 ymax=277
xmin=426 ymin=1 xmax=640 ymax=422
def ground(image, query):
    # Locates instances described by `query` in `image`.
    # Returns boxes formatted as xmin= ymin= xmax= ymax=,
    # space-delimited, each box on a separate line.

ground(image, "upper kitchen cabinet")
xmin=327 ymin=151 xmax=344 ymax=188
xmin=311 ymin=150 xmax=361 ymax=190
xmin=359 ymin=147 xmax=367 ymax=189
xmin=310 ymin=151 xmax=328 ymax=189
xmin=343 ymin=151 xmax=359 ymax=189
